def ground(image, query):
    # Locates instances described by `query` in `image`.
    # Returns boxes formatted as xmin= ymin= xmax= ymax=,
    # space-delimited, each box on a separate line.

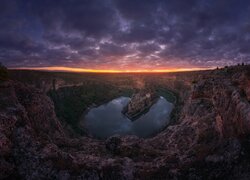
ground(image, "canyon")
xmin=0 ymin=65 xmax=250 ymax=179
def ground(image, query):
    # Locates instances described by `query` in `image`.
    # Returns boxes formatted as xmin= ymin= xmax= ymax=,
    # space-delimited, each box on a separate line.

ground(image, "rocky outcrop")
xmin=0 ymin=65 xmax=250 ymax=179
xmin=122 ymin=90 xmax=159 ymax=121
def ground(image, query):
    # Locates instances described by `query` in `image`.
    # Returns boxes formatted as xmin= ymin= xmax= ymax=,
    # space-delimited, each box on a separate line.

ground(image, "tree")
xmin=0 ymin=63 xmax=9 ymax=81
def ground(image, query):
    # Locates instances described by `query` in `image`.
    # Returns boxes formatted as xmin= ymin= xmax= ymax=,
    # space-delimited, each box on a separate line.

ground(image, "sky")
xmin=0 ymin=0 xmax=250 ymax=71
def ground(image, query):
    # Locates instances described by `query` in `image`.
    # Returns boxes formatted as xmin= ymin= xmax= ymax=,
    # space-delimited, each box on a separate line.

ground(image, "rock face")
xmin=122 ymin=90 xmax=159 ymax=121
xmin=0 ymin=65 xmax=250 ymax=179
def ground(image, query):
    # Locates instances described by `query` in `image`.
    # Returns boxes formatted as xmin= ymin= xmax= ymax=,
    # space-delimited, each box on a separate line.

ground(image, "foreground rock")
xmin=122 ymin=90 xmax=159 ymax=121
xmin=0 ymin=65 xmax=250 ymax=179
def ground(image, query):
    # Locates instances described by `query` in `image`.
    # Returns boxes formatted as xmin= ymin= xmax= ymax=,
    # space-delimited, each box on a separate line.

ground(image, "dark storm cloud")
xmin=0 ymin=0 xmax=250 ymax=68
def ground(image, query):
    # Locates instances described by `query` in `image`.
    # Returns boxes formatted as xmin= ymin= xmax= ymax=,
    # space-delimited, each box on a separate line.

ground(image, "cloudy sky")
xmin=0 ymin=0 xmax=250 ymax=71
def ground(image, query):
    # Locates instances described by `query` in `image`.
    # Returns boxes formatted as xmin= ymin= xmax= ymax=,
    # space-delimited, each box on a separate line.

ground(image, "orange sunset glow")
xmin=11 ymin=66 xmax=215 ymax=73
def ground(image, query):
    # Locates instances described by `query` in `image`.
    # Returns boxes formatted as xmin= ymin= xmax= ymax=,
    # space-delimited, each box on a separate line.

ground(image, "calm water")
xmin=82 ymin=96 xmax=174 ymax=139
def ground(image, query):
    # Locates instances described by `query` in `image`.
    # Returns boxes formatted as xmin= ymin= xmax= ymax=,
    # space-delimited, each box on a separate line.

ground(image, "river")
xmin=82 ymin=96 xmax=174 ymax=139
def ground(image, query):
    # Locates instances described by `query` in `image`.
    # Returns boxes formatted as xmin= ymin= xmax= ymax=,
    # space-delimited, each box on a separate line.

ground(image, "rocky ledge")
xmin=122 ymin=90 xmax=159 ymax=121
xmin=0 ymin=65 xmax=250 ymax=179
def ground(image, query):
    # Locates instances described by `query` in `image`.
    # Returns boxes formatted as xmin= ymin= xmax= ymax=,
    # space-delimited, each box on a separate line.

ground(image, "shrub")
xmin=192 ymin=80 xmax=197 ymax=84
xmin=0 ymin=63 xmax=9 ymax=81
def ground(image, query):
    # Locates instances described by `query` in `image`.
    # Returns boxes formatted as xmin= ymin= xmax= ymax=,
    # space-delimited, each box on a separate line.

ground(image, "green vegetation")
xmin=0 ymin=63 xmax=8 ymax=81
xmin=48 ymin=83 xmax=133 ymax=134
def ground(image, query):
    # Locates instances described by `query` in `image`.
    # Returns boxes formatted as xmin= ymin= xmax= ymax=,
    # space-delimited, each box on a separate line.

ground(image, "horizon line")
xmin=9 ymin=66 xmax=216 ymax=73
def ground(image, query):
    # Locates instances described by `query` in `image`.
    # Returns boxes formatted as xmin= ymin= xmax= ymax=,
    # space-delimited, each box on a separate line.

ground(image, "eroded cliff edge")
xmin=0 ymin=66 xmax=250 ymax=179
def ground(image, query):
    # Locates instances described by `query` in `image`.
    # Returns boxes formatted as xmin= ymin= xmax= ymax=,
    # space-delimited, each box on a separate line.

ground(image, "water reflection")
xmin=83 ymin=96 xmax=174 ymax=139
